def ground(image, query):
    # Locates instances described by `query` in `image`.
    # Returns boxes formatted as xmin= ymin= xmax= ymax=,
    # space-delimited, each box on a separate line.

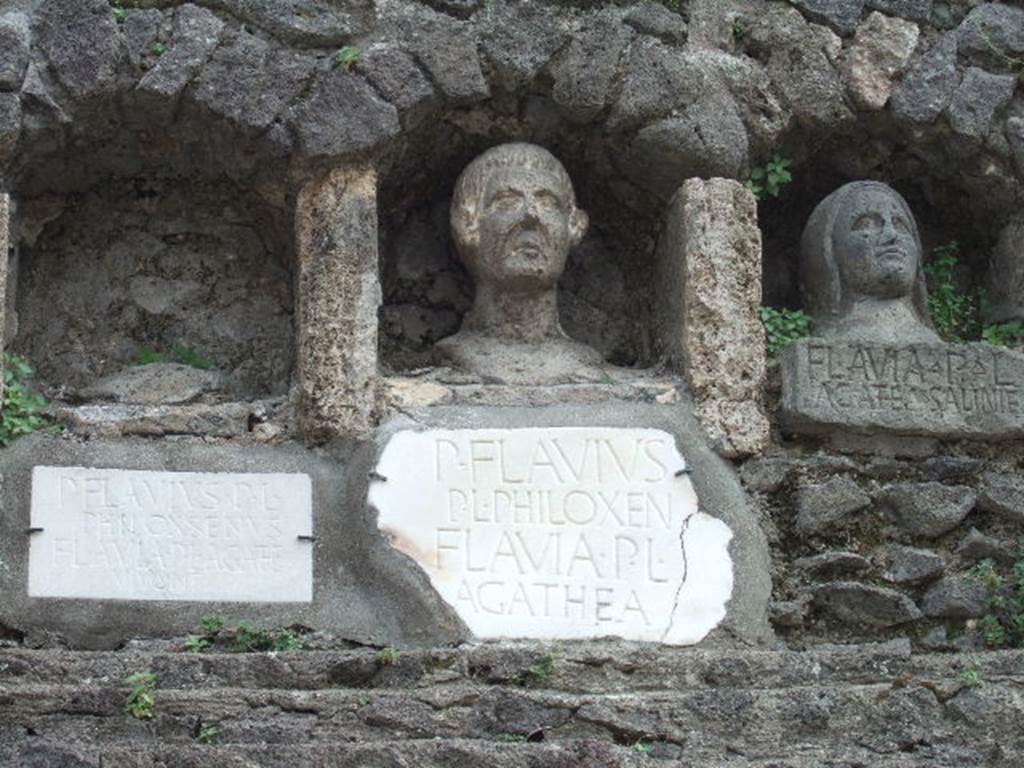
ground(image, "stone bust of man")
xmin=800 ymin=180 xmax=940 ymax=345
xmin=437 ymin=143 xmax=606 ymax=383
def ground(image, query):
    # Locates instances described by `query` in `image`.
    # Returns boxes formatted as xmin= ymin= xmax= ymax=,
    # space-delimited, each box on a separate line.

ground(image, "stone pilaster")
xmin=295 ymin=167 xmax=380 ymax=441
xmin=0 ymin=193 xmax=8 ymax=405
xmin=655 ymin=178 xmax=769 ymax=458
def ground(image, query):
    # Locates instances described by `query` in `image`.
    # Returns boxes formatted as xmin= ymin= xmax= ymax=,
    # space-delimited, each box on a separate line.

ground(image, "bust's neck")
xmin=828 ymin=296 xmax=941 ymax=344
xmin=462 ymin=283 xmax=563 ymax=343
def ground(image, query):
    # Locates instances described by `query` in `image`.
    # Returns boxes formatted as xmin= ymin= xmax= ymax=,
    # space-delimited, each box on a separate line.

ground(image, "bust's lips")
xmin=874 ymin=247 xmax=908 ymax=261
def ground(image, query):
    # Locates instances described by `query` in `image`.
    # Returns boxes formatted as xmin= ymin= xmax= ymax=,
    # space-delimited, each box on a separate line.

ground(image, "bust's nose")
xmin=878 ymin=215 xmax=900 ymax=243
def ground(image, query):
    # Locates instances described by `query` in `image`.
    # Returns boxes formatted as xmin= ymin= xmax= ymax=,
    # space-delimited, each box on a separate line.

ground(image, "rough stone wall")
xmin=14 ymin=179 xmax=293 ymax=399
xmin=0 ymin=0 xmax=1021 ymax=651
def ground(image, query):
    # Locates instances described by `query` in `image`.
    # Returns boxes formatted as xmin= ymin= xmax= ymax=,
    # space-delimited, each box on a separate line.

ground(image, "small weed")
xmin=232 ymin=621 xmax=303 ymax=653
xmin=184 ymin=635 xmax=211 ymax=654
xmin=133 ymin=347 xmax=168 ymax=365
xmin=376 ymin=647 xmax=401 ymax=666
xmin=496 ymin=733 xmax=528 ymax=743
xmin=1 ymin=354 xmax=53 ymax=447
xmin=924 ymin=242 xmax=982 ymax=343
xmin=153 ymin=42 xmax=168 ymax=56
xmin=982 ymin=320 xmax=1024 ymax=348
xmin=760 ymin=306 xmax=811 ymax=356
xmin=959 ymin=660 xmax=984 ymax=688
xmin=197 ymin=722 xmax=220 ymax=744
xmin=334 ymin=46 xmax=363 ymax=71
xmin=746 ymin=154 xmax=792 ymax=201
xmin=200 ymin=614 xmax=226 ymax=635
xmin=125 ymin=671 xmax=157 ymax=719
xmin=172 ymin=345 xmax=213 ymax=370
xmin=969 ymin=549 xmax=1024 ymax=648
xmin=632 ymin=740 xmax=654 ymax=754
xmin=732 ymin=16 xmax=749 ymax=43
xmin=513 ymin=654 xmax=555 ymax=686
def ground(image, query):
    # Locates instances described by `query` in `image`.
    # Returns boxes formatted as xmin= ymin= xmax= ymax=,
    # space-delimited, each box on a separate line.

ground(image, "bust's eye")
xmin=893 ymin=217 xmax=910 ymax=235
xmin=852 ymin=214 xmax=883 ymax=233
xmin=487 ymin=191 xmax=520 ymax=210
xmin=535 ymin=192 xmax=562 ymax=211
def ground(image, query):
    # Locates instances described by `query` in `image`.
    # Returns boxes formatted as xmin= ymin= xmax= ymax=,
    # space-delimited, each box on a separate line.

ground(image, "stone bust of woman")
xmin=800 ymin=181 xmax=940 ymax=345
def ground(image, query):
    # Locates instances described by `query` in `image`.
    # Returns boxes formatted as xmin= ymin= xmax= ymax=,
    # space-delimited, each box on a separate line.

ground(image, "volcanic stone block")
xmin=781 ymin=339 xmax=1024 ymax=439
xmin=655 ymin=178 xmax=768 ymax=458
xmin=296 ymin=166 xmax=381 ymax=441
xmin=795 ymin=477 xmax=871 ymax=534
xmin=0 ymin=11 xmax=30 ymax=91
xmin=921 ymin=576 xmax=988 ymax=619
xmin=878 ymin=482 xmax=976 ymax=538
xmin=947 ymin=67 xmax=1016 ymax=140
xmin=874 ymin=545 xmax=945 ymax=584
xmin=977 ymin=473 xmax=1024 ymax=525
xmin=812 ymin=581 xmax=922 ymax=627
xmin=842 ymin=11 xmax=919 ymax=110
xmin=889 ymin=33 xmax=958 ymax=125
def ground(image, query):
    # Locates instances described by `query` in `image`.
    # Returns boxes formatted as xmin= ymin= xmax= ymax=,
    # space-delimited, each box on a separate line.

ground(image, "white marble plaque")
xmin=371 ymin=428 xmax=733 ymax=644
xmin=28 ymin=467 xmax=313 ymax=602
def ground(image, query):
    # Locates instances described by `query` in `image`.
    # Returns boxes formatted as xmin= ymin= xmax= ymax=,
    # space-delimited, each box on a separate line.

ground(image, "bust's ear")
xmin=451 ymin=198 xmax=480 ymax=254
xmin=569 ymin=207 xmax=589 ymax=247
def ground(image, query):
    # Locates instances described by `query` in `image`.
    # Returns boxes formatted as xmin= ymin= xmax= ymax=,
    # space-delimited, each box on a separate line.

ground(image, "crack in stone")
xmin=660 ymin=512 xmax=693 ymax=644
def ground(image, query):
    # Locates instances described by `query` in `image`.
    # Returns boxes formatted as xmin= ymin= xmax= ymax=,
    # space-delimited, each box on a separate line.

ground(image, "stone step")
xmin=1 ymin=675 xmax=1021 ymax=755
xmin=1 ymin=644 xmax=1022 ymax=766
xmin=6 ymin=640 xmax=1021 ymax=693
xmin=0 ymin=737 xmax=1010 ymax=768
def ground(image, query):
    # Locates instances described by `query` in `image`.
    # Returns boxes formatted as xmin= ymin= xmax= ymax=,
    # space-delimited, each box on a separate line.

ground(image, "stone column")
xmin=0 ymin=193 xmax=8 ymax=405
xmin=295 ymin=167 xmax=380 ymax=442
xmin=654 ymin=178 xmax=768 ymax=458
xmin=985 ymin=216 xmax=1024 ymax=325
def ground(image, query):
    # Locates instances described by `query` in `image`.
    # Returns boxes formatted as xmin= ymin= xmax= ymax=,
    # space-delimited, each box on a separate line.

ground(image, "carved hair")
xmin=800 ymin=181 xmax=933 ymax=334
xmin=450 ymin=143 xmax=580 ymax=256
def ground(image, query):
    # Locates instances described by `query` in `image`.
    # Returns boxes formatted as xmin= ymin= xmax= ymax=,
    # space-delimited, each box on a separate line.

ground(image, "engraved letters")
xmin=371 ymin=428 xmax=734 ymax=645
xmin=28 ymin=467 xmax=313 ymax=602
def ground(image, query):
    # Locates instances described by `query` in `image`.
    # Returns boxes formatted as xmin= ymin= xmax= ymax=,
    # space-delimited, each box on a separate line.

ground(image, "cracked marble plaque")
xmin=371 ymin=428 xmax=733 ymax=644
xmin=28 ymin=466 xmax=313 ymax=602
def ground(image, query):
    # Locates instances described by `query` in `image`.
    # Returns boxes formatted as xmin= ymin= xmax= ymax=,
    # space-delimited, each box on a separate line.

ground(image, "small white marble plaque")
xmin=371 ymin=428 xmax=733 ymax=645
xmin=28 ymin=467 xmax=313 ymax=602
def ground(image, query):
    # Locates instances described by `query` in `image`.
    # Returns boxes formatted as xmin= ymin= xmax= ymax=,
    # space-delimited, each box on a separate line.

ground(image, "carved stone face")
xmin=452 ymin=146 xmax=588 ymax=292
xmin=832 ymin=190 xmax=920 ymax=301
xmin=471 ymin=166 xmax=575 ymax=289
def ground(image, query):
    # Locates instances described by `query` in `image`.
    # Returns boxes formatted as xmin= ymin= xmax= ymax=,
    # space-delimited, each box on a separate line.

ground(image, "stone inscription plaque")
xmin=782 ymin=339 xmax=1024 ymax=438
xmin=28 ymin=467 xmax=313 ymax=602
xmin=371 ymin=428 xmax=733 ymax=645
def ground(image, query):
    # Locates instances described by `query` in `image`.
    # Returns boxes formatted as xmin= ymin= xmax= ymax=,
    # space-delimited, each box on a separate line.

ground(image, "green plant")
xmin=924 ymin=242 xmax=982 ymax=343
xmin=760 ymin=306 xmax=811 ymax=356
xmin=172 ymin=345 xmax=213 ymax=370
xmin=1 ymin=354 xmax=52 ymax=447
xmin=746 ymin=154 xmax=792 ymax=201
xmin=969 ymin=550 xmax=1024 ymax=648
xmin=982 ymin=320 xmax=1024 ymax=348
xmin=184 ymin=635 xmax=211 ymax=654
xmin=632 ymin=740 xmax=654 ymax=754
xmin=959 ymin=660 xmax=984 ymax=688
xmin=133 ymin=345 xmax=213 ymax=369
xmin=513 ymin=654 xmax=555 ymax=686
xmin=133 ymin=347 xmax=168 ymax=365
xmin=197 ymin=722 xmax=220 ymax=744
xmin=125 ymin=671 xmax=157 ymax=719
xmin=232 ymin=621 xmax=304 ymax=652
xmin=376 ymin=647 xmax=401 ymax=666
xmin=153 ymin=42 xmax=168 ymax=56
xmin=495 ymin=733 xmax=528 ymax=743
xmin=200 ymin=614 xmax=226 ymax=635
xmin=334 ymin=46 xmax=363 ymax=71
